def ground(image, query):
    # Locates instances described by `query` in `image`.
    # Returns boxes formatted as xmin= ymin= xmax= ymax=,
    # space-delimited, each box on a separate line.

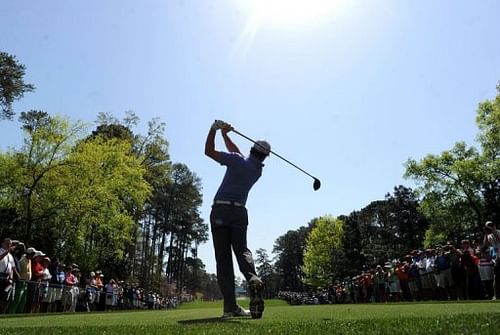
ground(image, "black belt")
xmin=214 ymin=200 xmax=244 ymax=207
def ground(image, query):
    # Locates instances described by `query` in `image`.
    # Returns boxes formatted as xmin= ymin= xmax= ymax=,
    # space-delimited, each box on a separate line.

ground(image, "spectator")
xmin=7 ymin=242 xmax=27 ymax=314
xmin=28 ymin=250 xmax=46 ymax=313
xmin=105 ymin=278 xmax=117 ymax=311
xmin=386 ymin=261 xmax=401 ymax=302
xmin=397 ymin=257 xmax=412 ymax=301
xmin=0 ymin=238 xmax=16 ymax=313
xmin=461 ymin=239 xmax=475 ymax=256
xmin=51 ymin=262 xmax=65 ymax=312
xmin=433 ymin=246 xmax=454 ymax=300
xmin=448 ymin=245 xmax=466 ymax=300
xmin=478 ymin=246 xmax=494 ymax=299
xmin=461 ymin=250 xmax=483 ymax=300
xmin=373 ymin=265 xmax=386 ymax=303
xmin=86 ymin=271 xmax=97 ymax=310
xmin=408 ymin=251 xmax=421 ymax=301
xmin=63 ymin=265 xmax=78 ymax=312
xmin=483 ymin=220 xmax=500 ymax=300
xmin=39 ymin=256 xmax=52 ymax=313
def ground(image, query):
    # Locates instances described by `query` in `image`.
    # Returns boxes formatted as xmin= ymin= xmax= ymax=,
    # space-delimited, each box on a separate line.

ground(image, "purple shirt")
xmin=214 ymin=152 xmax=263 ymax=205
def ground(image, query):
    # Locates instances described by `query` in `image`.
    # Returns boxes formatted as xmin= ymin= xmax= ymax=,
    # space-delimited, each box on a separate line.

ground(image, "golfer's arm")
xmin=222 ymin=132 xmax=241 ymax=154
xmin=205 ymin=128 xmax=222 ymax=162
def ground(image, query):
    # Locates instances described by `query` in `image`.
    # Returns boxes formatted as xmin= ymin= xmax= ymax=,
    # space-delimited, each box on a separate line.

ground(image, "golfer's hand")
xmin=211 ymin=120 xmax=229 ymax=131
xmin=221 ymin=123 xmax=233 ymax=135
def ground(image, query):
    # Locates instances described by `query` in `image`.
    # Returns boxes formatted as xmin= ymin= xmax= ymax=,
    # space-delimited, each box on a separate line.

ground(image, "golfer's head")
xmin=250 ymin=140 xmax=271 ymax=162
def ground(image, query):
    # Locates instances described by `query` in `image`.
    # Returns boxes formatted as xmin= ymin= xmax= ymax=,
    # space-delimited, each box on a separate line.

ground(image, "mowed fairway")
xmin=1 ymin=300 xmax=500 ymax=335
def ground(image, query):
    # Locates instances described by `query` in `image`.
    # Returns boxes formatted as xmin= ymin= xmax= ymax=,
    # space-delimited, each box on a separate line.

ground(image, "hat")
xmin=90 ymin=272 xmax=96 ymax=277
xmin=485 ymin=221 xmax=495 ymax=229
xmin=42 ymin=256 xmax=51 ymax=263
xmin=26 ymin=247 xmax=36 ymax=254
xmin=252 ymin=140 xmax=271 ymax=156
xmin=34 ymin=250 xmax=45 ymax=257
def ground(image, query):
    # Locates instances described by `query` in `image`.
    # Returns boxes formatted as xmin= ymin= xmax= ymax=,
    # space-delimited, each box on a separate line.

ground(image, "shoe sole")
xmin=249 ymin=281 xmax=264 ymax=319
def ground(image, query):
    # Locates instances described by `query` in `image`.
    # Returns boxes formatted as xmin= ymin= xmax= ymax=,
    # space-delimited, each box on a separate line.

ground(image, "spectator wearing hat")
xmin=63 ymin=265 xmax=78 ymax=312
xmin=39 ymin=256 xmax=52 ymax=313
xmin=0 ymin=238 xmax=16 ymax=313
xmin=86 ymin=271 xmax=97 ymax=310
xmin=26 ymin=250 xmax=46 ymax=313
xmin=96 ymin=272 xmax=106 ymax=311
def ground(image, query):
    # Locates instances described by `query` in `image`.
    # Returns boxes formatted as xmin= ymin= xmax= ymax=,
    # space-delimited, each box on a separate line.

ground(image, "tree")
xmin=60 ymin=136 xmax=151 ymax=277
xmin=0 ymin=51 xmax=35 ymax=120
xmin=405 ymin=84 xmax=500 ymax=243
xmin=15 ymin=111 xmax=86 ymax=243
xmin=346 ymin=186 xmax=428 ymax=267
xmin=273 ymin=225 xmax=311 ymax=291
xmin=255 ymin=248 xmax=279 ymax=298
xmin=303 ymin=215 xmax=344 ymax=288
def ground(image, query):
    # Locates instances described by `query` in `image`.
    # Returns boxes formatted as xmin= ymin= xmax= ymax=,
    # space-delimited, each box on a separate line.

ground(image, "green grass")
xmin=1 ymin=300 xmax=500 ymax=334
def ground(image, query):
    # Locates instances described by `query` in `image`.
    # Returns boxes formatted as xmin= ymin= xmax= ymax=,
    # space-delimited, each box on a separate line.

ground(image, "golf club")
xmin=231 ymin=128 xmax=321 ymax=191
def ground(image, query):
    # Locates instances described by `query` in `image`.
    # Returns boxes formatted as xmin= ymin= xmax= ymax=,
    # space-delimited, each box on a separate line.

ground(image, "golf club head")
xmin=313 ymin=178 xmax=321 ymax=191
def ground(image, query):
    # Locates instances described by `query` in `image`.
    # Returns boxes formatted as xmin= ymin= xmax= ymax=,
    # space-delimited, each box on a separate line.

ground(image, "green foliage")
xmin=255 ymin=248 xmax=280 ymax=298
xmin=0 ymin=51 xmax=35 ymax=120
xmin=423 ymin=229 xmax=447 ymax=248
xmin=303 ymin=215 xmax=344 ymax=288
xmin=273 ymin=225 xmax=311 ymax=291
xmin=405 ymin=83 xmax=500 ymax=243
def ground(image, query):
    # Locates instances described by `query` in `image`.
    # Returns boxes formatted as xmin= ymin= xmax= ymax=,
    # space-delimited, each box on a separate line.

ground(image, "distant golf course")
xmin=1 ymin=300 xmax=499 ymax=335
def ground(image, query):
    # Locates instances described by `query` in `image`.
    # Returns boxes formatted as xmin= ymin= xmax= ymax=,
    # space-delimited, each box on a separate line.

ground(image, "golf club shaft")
xmin=232 ymin=129 xmax=317 ymax=181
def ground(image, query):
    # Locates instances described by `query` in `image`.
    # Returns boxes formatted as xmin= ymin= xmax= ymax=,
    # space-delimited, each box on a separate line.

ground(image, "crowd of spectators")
xmin=279 ymin=220 xmax=500 ymax=305
xmin=0 ymin=238 xmax=180 ymax=314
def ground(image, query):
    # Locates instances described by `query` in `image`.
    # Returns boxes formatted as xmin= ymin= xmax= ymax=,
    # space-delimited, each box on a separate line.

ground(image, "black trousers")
xmin=210 ymin=204 xmax=259 ymax=312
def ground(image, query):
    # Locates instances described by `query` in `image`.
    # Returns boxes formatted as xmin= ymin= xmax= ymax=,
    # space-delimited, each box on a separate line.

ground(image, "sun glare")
xmin=232 ymin=0 xmax=348 ymax=61
xmin=248 ymin=0 xmax=340 ymax=27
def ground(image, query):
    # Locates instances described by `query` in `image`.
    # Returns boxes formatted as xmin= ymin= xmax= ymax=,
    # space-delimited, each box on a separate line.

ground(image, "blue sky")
xmin=1 ymin=0 xmax=499 ymax=274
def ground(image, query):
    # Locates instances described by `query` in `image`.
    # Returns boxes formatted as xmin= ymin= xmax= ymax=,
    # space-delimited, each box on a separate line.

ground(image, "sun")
xmin=232 ymin=0 xmax=348 ymax=61
xmin=246 ymin=0 xmax=341 ymax=27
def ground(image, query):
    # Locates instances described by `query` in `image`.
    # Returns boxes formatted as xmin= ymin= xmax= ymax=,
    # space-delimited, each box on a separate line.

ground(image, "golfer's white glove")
xmin=211 ymin=120 xmax=229 ymax=131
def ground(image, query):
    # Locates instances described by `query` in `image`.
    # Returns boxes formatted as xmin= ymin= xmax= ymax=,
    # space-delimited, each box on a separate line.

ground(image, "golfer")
xmin=205 ymin=120 xmax=267 ymax=319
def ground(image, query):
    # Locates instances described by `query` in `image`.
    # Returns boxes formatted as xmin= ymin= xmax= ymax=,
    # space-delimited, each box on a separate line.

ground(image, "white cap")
xmin=34 ymin=250 xmax=46 ymax=257
xmin=252 ymin=140 xmax=271 ymax=156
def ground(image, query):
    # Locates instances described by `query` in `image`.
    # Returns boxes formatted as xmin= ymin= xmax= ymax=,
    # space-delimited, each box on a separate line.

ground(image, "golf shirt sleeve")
xmin=219 ymin=152 xmax=243 ymax=166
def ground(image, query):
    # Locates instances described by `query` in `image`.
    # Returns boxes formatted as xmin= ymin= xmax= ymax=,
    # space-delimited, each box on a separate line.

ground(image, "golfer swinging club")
xmin=205 ymin=120 xmax=267 ymax=319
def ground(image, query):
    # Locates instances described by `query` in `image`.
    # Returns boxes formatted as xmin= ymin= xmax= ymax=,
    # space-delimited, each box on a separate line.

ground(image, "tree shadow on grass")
xmin=178 ymin=317 xmax=242 ymax=325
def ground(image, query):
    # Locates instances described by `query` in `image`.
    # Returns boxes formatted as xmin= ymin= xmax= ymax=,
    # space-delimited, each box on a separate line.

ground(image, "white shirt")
xmin=0 ymin=248 xmax=15 ymax=278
